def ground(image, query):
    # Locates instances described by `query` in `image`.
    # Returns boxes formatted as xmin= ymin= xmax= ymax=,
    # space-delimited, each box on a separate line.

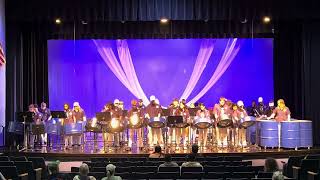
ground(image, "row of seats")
xmin=90 ymin=156 xmax=243 ymax=163
xmin=0 ymin=156 xmax=47 ymax=180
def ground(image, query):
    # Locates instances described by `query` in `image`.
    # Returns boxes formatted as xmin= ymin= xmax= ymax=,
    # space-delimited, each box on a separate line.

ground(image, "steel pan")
xmin=64 ymin=121 xmax=84 ymax=135
xmin=85 ymin=119 xmax=102 ymax=132
xmin=194 ymin=117 xmax=212 ymax=129
xmin=240 ymin=116 xmax=256 ymax=128
xmin=148 ymin=117 xmax=166 ymax=128
xmin=258 ymin=120 xmax=279 ymax=147
xmin=128 ymin=113 xmax=144 ymax=129
xmin=175 ymin=121 xmax=189 ymax=128
xmin=107 ymin=118 xmax=126 ymax=133
xmin=7 ymin=121 xmax=24 ymax=135
xmin=45 ymin=118 xmax=63 ymax=135
xmin=299 ymin=120 xmax=313 ymax=148
xmin=281 ymin=121 xmax=300 ymax=148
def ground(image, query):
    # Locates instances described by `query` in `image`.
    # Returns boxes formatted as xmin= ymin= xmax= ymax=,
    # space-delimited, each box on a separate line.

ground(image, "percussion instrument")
xmin=299 ymin=120 xmax=313 ymax=148
xmin=46 ymin=118 xmax=62 ymax=135
xmin=217 ymin=114 xmax=232 ymax=128
xmin=128 ymin=113 xmax=144 ymax=129
xmin=148 ymin=117 xmax=166 ymax=128
xmin=175 ymin=121 xmax=189 ymax=128
xmin=30 ymin=123 xmax=46 ymax=135
xmin=258 ymin=120 xmax=279 ymax=147
xmin=64 ymin=121 xmax=84 ymax=135
xmin=7 ymin=121 xmax=24 ymax=135
xmin=107 ymin=118 xmax=126 ymax=133
xmin=85 ymin=118 xmax=102 ymax=132
xmin=194 ymin=117 xmax=212 ymax=129
xmin=240 ymin=116 xmax=256 ymax=128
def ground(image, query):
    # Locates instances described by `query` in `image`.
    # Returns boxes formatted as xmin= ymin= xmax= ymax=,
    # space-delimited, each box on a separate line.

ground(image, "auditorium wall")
xmin=0 ymin=0 xmax=6 ymax=146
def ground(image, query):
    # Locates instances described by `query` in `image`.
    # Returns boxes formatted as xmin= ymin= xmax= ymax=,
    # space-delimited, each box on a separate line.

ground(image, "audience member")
xmin=181 ymin=154 xmax=203 ymax=168
xmin=101 ymin=164 xmax=122 ymax=180
xmin=73 ymin=163 xmax=96 ymax=180
xmin=191 ymin=144 xmax=199 ymax=154
xmin=159 ymin=154 xmax=179 ymax=169
xmin=149 ymin=145 xmax=165 ymax=158
xmin=264 ymin=157 xmax=279 ymax=173
xmin=47 ymin=160 xmax=70 ymax=180
xmin=272 ymin=171 xmax=284 ymax=180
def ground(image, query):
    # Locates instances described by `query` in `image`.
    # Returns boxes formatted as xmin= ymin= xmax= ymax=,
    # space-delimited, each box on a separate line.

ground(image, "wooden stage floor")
xmin=2 ymin=146 xmax=320 ymax=161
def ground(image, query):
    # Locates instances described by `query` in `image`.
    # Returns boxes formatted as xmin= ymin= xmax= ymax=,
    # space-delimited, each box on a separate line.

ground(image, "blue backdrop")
xmin=48 ymin=39 xmax=273 ymax=117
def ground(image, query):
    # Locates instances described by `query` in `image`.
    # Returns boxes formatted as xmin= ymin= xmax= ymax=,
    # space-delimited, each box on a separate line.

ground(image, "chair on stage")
xmin=0 ymin=166 xmax=28 ymax=180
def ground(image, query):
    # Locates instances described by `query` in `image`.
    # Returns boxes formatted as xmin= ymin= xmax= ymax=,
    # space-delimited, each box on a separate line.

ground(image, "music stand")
xmin=51 ymin=111 xmax=67 ymax=119
xmin=96 ymin=112 xmax=111 ymax=123
xmin=16 ymin=112 xmax=35 ymax=150
xmin=167 ymin=116 xmax=183 ymax=127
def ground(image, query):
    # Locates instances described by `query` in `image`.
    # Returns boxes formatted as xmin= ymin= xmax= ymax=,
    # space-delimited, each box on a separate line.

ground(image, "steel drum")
xmin=175 ymin=120 xmax=189 ymax=128
xmin=281 ymin=121 xmax=300 ymax=148
xmin=128 ymin=114 xmax=144 ymax=129
xmin=217 ymin=114 xmax=232 ymax=128
xmin=240 ymin=116 xmax=256 ymax=128
xmin=64 ymin=121 xmax=84 ymax=135
xmin=258 ymin=120 xmax=279 ymax=147
xmin=7 ymin=121 xmax=24 ymax=135
xmin=299 ymin=120 xmax=313 ymax=148
xmin=194 ymin=117 xmax=212 ymax=129
xmin=46 ymin=118 xmax=62 ymax=135
xmin=107 ymin=118 xmax=126 ymax=133
xmin=148 ymin=117 xmax=166 ymax=128
xmin=85 ymin=119 xmax=102 ymax=132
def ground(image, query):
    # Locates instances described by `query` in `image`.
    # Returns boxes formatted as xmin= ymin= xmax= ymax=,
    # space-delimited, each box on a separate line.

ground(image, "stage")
xmin=2 ymin=146 xmax=319 ymax=161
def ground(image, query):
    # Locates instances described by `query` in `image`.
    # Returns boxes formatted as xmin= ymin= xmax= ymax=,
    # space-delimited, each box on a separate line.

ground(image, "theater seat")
xmin=0 ymin=166 xmax=28 ymax=180
xmin=0 ymin=156 xmax=9 ymax=161
xmin=0 ymin=161 xmax=14 ymax=166
xmin=14 ymin=161 xmax=42 ymax=180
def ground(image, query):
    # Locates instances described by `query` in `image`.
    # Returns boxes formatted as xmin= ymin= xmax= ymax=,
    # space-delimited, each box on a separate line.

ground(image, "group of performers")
xmin=26 ymin=96 xmax=291 ymax=150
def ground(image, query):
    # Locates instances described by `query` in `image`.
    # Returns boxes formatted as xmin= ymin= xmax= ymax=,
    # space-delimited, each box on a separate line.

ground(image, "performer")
xmin=268 ymin=99 xmax=291 ymax=122
xmin=213 ymin=97 xmax=231 ymax=147
xmin=232 ymin=101 xmax=248 ymax=147
xmin=29 ymin=104 xmax=44 ymax=147
xmin=71 ymin=102 xmax=86 ymax=146
xmin=257 ymin=97 xmax=267 ymax=117
xmin=63 ymin=103 xmax=74 ymax=149
xmin=175 ymin=102 xmax=190 ymax=146
xmin=101 ymin=103 xmax=114 ymax=147
xmin=169 ymin=99 xmax=180 ymax=144
xmin=39 ymin=102 xmax=51 ymax=145
xmin=265 ymin=100 xmax=275 ymax=117
xmin=145 ymin=95 xmax=163 ymax=146
xmin=246 ymin=101 xmax=257 ymax=117
xmin=138 ymin=99 xmax=145 ymax=109
xmin=127 ymin=100 xmax=144 ymax=148
xmin=195 ymin=103 xmax=211 ymax=147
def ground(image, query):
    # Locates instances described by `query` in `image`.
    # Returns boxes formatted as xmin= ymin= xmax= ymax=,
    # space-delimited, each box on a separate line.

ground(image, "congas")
xmin=64 ymin=121 xmax=84 ymax=135
xmin=299 ymin=120 xmax=313 ymax=148
xmin=240 ymin=116 xmax=256 ymax=128
xmin=128 ymin=113 xmax=144 ymax=129
xmin=217 ymin=114 xmax=233 ymax=128
xmin=148 ymin=117 xmax=166 ymax=128
xmin=194 ymin=117 xmax=212 ymax=129
xmin=46 ymin=118 xmax=62 ymax=135
xmin=258 ymin=120 xmax=279 ymax=147
xmin=281 ymin=121 xmax=300 ymax=148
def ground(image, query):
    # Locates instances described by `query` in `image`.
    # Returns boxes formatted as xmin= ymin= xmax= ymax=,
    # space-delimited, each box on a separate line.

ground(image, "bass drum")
xmin=148 ymin=117 xmax=166 ymax=128
xmin=194 ymin=117 xmax=212 ymax=129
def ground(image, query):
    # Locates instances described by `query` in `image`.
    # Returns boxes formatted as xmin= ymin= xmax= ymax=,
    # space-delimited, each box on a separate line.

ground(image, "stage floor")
xmin=2 ymin=146 xmax=319 ymax=161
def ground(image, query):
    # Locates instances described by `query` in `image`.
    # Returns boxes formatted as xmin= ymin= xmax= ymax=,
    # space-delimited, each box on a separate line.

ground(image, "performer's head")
xmin=131 ymin=99 xmax=137 ymax=108
xmin=189 ymin=103 xmax=195 ymax=108
xmin=138 ymin=99 xmax=144 ymax=107
xmin=173 ymin=98 xmax=179 ymax=107
xmin=63 ymin=103 xmax=70 ymax=110
xmin=251 ymin=100 xmax=256 ymax=107
xmin=33 ymin=104 xmax=39 ymax=112
xmin=237 ymin=100 xmax=244 ymax=109
xmin=73 ymin=102 xmax=80 ymax=111
xmin=119 ymin=101 xmax=124 ymax=110
xmin=181 ymin=99 xmax=187 ymax=105
xmin=28 ymin=104 xmax=35 ymax=112
xmin=219 ymin=97 xmax=226 ymax=106
xmin=269 ymin=100 xmax=275 ymax=108
xmin=199 ymin=103 xmax=205 ymax=110
xmin=258 ymin=97 xmax=263 ymax=104
xmin=277 ymin=99 xmax=286 ymax=109
xmin=232 ymin=104 xmax=238 ymax=111
xmin=150 ymin=95 xmax=156 ymax=105
xmin=113 ymin=99 xmax=120 ymax=107
xmin=41 ymin=102 xmax=47 ymax=110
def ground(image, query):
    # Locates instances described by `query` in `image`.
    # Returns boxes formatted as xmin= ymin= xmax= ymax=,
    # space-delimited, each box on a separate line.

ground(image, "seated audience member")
xmin=73 ymin=163 xmax=96 ymax=180
xmin=272 ymin=171 xmax=284 ymax=180
xmin=101 ymin=164 xmax=122 ymax=180
xmin=181 ymin=154 xmax=203 ymax=168
xmin=48 ymin=160 xmax=70 ymax=180
xmin=264 ymin=157 xmax=279 ymax=173
xmin=159 ymin=154 xmax=179 ymax=169
xmin=149 ymin=145 xmax=165 ymax=158
xmin=191 ymin=144 xmax=199 ymax=154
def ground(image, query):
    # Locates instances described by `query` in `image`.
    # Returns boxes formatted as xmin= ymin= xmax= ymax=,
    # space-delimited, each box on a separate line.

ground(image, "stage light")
xmin=130 ymin=114 xmax=139 ymax=126
xmin=111 ymin=118 xmax=120 ymax=129
xmin=55 ymin=18 xmax=62 ymax=24
xmin=263 ymin=16 xmax=271 ymax=23
xmin=160 ymin=18 xmax=168 ymax=23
